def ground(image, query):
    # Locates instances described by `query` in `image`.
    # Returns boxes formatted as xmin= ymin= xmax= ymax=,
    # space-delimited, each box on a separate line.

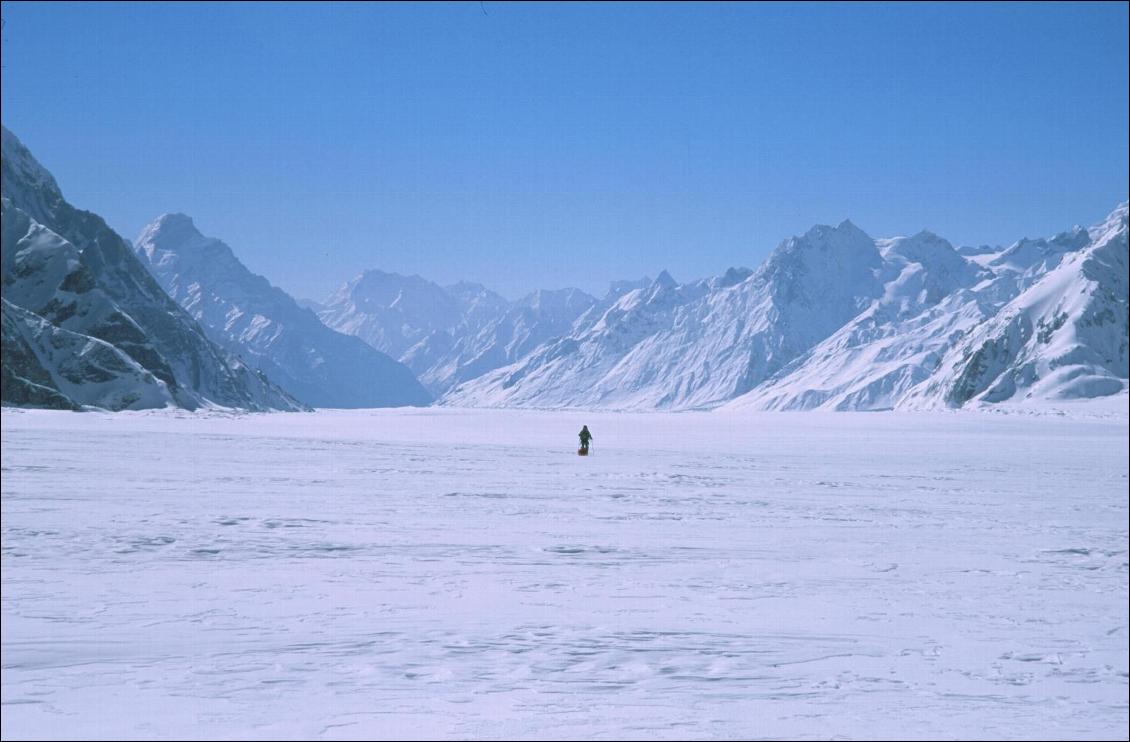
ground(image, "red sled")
xmin=577 ymin=448 xmax=589 ymax=456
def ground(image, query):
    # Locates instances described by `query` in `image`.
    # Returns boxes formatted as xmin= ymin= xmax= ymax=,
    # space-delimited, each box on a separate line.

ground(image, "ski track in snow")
xmin=2 ymin=406 xmax=1127 ymax=740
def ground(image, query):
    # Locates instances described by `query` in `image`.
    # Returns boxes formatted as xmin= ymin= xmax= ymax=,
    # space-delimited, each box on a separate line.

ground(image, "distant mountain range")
xmin=133 ymin=214 xmax=430 ymax=409
xmin=319 ymin=271 xmax=600 ymax=395
xmin=445 ymin=208 xmax=1127 ymax=410
xmin=315 ymin=204 xmax=1125 ymax=411
xmin=3 ymin=124 xmax=1126 ymax=412
xmin=726 ymin=208 xmax=1128 ymax=410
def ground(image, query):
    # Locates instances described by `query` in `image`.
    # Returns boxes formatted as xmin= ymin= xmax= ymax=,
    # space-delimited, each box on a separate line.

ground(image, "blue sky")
xmin=2 ymin=2 xmax=1127 ymax=300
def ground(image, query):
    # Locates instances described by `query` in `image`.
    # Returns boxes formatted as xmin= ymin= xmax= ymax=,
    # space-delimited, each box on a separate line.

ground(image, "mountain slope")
xmin=445 ymin=221 xmax=884 ymax=409
xmin=134 ymin=214 xmax=431 ymax=408
xmin=319 ymin=271 xmax=597 ymax=395
xmin=1 ymin=297 xmax=172 ymax=410
xmin=725 ymin=231 xmax=991 ymax=410
xmin=446 ymin=208 xmax=1126 ymax=412
xmin=1 ymin=125 xmax=302 ymax=411
xmin=318 ymin=270 xmax=469 ymax=359
xmin=404 ymin=287 xmax=598 ymax=393
xmin=726 ymin=205 xmax=1128 ymax=411
xmin=922 ymin=203 xmax=1128 ymax=405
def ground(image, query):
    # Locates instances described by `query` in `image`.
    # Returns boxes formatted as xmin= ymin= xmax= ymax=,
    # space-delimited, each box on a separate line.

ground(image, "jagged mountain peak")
xmin=137 ymin=213 xmax=206 ymax=248
xmin=446 ymin=203 xmax=1126 ymax=411
xmin=881 ymin=230 xmax=967 ymax=270
xmin=133 ymin=216 xmax=431 ymax=409
xmin=605 ymin=276 xmax=652 ymax=300
xmin=804 ymin=217 xmax=869 ymax=240
xmin=755 ymin=219 xmax=882 ymax=304
xmin=769 ymin=219 xmax=879 ymax=263
xmin=145 ymin=212 xmax=200 ymax=237
xmin=1089 ymin=200 xmax=1129 ymax=243
xmin=910 ymin=228 xmax=944 ymax=242
xmin=350 ymin=268 xmax=439 ymax=295
xmin=445 ymin=281 xmax=509 ymax=311
xmin=326 ymin=270 xmax=460 ymax=326
xmin=991 ymin=224 xmax=1093 ymax=273
xmin=10 ymin=123 xmax=1123 ymax=414
xmin=653 ymin=269 xmax=677 ymax=288
xmin=136 ymin=213 xmax=239 ymax=270
xmin=711 ymin=266 xmax=754 ymax=290
xmin=2 ymin=128 xmax=301 ymax=411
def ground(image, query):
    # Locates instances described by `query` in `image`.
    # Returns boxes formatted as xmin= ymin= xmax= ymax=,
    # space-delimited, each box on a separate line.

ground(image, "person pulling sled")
xmin=578 ymin=425 xmax=593 ymax=456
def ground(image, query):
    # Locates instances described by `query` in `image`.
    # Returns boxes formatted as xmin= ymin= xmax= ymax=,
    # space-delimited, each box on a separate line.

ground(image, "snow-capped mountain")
xmin=2 ymin=297 xmax=170 ymax=411
xmin=445 ymin=221 xmax=886 ymax=409
xmin=6 ymin=125 xmax=1122 ymax=414
xmin=319 ymin=271 xmax=597 ymax=394
xmin=318 ymin=270 xmax=476 ymax=359
xmin=1 ymin=126 xmax=302 ymax=411
xmin=404 ymin=287 xmax=598 ymax=392
xmin=134 ymin=215 xmax=431 ymax=409
xmin=726 ymin=231 xmax=994 ymax=411
xmin=447 ymin=207 xmax=1127 ymax=411
xmin=919 ymin=203 xmax=1128 ymax=406
xmin=729 ymin=206 xmax=1128 ymax=411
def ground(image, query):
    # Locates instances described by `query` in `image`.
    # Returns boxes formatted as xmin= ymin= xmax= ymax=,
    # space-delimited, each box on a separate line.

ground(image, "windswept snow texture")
xmin=134 ymin=214 xmax=431 ymax=409
xmin=3 ymin=405 xmax=1127 ymax=740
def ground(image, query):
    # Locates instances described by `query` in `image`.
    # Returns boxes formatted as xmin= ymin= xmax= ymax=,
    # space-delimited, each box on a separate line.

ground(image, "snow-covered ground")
xmin=2 ymin=402 xmax=1127 ymax=740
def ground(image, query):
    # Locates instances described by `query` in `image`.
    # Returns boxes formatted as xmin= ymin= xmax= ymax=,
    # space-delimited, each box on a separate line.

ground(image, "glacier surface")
xmin=2 ymin=403 xmax=1126 ymax=739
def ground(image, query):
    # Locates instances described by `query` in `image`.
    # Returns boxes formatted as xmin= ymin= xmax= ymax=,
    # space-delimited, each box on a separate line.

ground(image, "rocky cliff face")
xmin=1 ymin=125 xmax=303 ymax=411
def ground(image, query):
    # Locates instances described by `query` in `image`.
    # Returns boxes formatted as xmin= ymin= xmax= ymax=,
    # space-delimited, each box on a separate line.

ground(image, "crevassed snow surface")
xmin=2 ymin=404 xmax=1127 ymax=740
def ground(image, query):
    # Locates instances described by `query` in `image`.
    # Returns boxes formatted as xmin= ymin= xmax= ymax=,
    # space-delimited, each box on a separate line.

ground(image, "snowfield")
xmin=2 ymin=403 xmax=1127 ymax=740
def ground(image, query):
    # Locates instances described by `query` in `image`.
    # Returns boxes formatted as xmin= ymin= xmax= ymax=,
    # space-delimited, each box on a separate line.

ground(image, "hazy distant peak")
xmin=137 ymin=212 xmax=203 ymax=245
xmin=653 ymin=269 xmax=677 ymax=288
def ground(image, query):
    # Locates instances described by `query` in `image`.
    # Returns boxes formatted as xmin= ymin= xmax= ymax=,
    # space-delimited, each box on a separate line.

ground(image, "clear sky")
xmin=2 ymin=2 xmax=1127 ymax=301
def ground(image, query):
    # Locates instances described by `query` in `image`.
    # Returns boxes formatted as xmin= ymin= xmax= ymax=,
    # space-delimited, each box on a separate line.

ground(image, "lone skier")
xmin=578 ymin=425 xmax=593 ymax=455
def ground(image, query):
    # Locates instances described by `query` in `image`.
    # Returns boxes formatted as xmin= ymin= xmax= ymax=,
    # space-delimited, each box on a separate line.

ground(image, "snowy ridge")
xmin=920 ymin=203 xmax=1128 ymax=406
xmin=319 ymin=271 xmax=597 ymax=395
xmin=1 ymin=125 xmax=303 ymax=411
xmin=319 ymin=270 xmax=468 ymax=360
xmin=4 ymin=124 xmax=1124 ymax=412
xmin=728 ymin=231 xmax=992 ymax=410
xmin=447 ymin=206 xmax=1128 ymax=411
xmin=408 ymin=286 xmax=599 ymax=393
xmin=134 ymin=214 xmax=431 ymax=408
xmin=2 ymin=297 xmax=172 ymax=410
xmin=447 ymin=220 xmax=885 ymax=409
